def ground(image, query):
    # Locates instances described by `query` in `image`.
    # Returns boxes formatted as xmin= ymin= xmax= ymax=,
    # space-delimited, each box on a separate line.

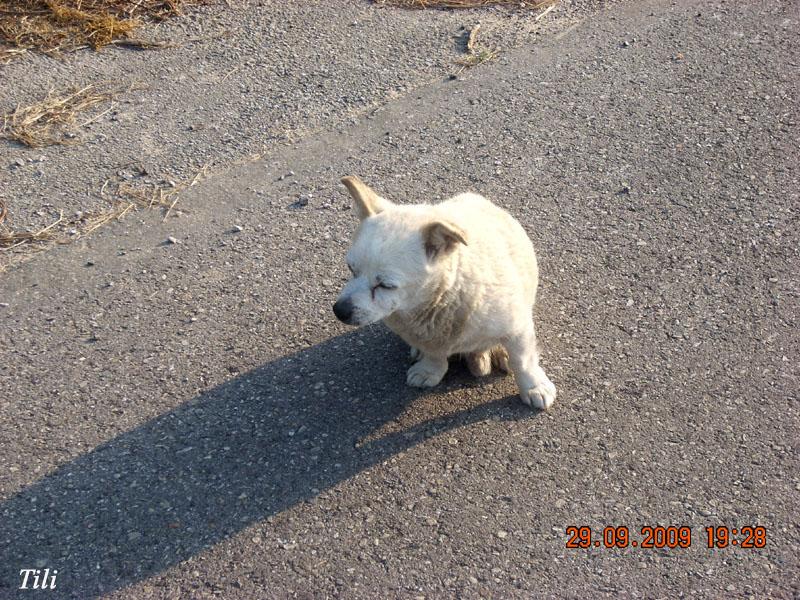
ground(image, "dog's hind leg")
xmin=466 ymin=350 xmax=493 ymax=377
xmin=466 ymin=346 xmax=510 ymax=377
xmin=490 ymin=345 xmax=510 ymax=373
xmin=504 ymin=323 xmax=556 ymax=410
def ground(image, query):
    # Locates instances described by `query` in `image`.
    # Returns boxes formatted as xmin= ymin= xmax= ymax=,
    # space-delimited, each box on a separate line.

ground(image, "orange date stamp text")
xmin=565 ymin=526 xmax=766 ymax=549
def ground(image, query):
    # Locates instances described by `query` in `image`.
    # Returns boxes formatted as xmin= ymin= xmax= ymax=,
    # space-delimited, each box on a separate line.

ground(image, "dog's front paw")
xmin=518 ymin=367 xmax=557 ymax=410
xmin=406 ymin=358 xmax=447 ymax=388
xmin=409 ymin=346 xmax=421 ymax=363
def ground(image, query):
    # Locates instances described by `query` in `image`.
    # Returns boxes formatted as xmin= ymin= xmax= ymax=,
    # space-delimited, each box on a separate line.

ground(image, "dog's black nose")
xmin=333 ymin=298 xmax=354 ymax=324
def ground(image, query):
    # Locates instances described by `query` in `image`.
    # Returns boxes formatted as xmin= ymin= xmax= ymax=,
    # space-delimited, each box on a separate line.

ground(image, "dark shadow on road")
xmin=0 ymin=327 xmax=536 ymax=598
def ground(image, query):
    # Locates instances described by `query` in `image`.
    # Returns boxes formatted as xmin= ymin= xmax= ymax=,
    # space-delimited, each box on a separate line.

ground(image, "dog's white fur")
xmin=334 ymin=176 xmax=556 ymax=409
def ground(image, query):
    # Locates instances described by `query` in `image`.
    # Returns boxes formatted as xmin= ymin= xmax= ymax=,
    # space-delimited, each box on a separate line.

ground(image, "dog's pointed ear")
xmin=341 ymin=176 xmax=392 ymax=221
xmin=422 ymin=221 xmax=467 ymax=259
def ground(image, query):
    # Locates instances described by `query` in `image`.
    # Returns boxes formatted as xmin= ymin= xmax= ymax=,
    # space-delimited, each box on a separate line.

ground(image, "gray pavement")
xmin=1 ymin=0 xmax=799 ymax=598
xmin=0 ymin=0 xmax=610 ymax=238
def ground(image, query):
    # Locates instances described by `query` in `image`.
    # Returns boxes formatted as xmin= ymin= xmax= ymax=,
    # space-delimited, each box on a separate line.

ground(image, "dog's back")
xmin=437 ymin=193 xmax=539 ymax=307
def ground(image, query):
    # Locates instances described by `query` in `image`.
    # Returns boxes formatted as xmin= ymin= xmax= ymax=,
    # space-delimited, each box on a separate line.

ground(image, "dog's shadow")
xmin=0 ymin=328 xmax=536 ymax=598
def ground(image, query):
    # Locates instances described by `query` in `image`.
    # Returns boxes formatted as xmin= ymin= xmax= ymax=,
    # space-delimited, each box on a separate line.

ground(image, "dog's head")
xmin=333 ymin=176 xmax=467 ymax=326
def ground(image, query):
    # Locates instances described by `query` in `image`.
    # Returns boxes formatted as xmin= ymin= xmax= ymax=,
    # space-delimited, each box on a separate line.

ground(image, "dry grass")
xmin=380 ymin=0 xmax=557 ymax=9
xmin=0 ymin=164 xmax=209 ymax=257
xmin=456 ymin=45 xmax=500 ymax=68
xmin=1 ymin=83 xmax=117 ymax=147
xmin=0 ymin=0 xmax=205 ymax=60
xmin=82 ymin=199 xmax=136 ymax=234
xmin=0 ymin=201 xmax=136 ymax=251
xmin=455 ymin=23 xmax=500 ymax=70
xmin=0 ymin=200 xmax=65 ymax=249
xmin=113 ymin=163 xmax=210 ymax=221
xmin=382 ymin=0 xmax=558 ymax=72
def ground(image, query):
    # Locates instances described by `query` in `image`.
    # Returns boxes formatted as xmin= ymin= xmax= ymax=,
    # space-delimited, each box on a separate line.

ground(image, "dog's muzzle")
xmin=332 ymin=298 xmax=355 ymax=324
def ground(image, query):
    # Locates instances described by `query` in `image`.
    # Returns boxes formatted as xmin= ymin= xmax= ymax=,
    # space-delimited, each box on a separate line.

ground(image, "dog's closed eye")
xmin=371 ymin=281 xmax=397 ymax=299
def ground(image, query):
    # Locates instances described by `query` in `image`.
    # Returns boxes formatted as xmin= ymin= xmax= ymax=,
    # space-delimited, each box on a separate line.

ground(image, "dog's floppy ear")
xmin=422 ymin=221 xmax=467 ymax=259
xmin=341 ymin=176 xmax=392 ymax=221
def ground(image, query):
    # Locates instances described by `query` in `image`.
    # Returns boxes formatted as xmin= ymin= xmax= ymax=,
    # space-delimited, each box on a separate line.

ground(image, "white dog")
xmin=333 ymin=176 xmax=557 ymax=410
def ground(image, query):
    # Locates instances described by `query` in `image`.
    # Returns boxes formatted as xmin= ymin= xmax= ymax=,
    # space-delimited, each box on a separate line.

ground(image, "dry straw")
xmin=113 ymin=163 xmax=210 ymax=221
xmin=456 ymin=23 xmax=500 ymax=69
xmin=380 ymin=0 xmax=557 ymax=8
xmin=0 ymin=165 xmax=210 ymax=254
xmin=447 ymin=1 xmax=557 ymax=70
xmin=1 ymin=84 xmax=116 ymax=147
xmin=0 ymin=202 xmax=65 ymax=250
xmin=0 ymin=0 xmax=203 ymax=60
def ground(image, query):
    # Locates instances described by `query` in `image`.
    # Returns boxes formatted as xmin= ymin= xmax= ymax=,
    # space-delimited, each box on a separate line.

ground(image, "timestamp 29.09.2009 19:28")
xmin=565 ymin=526 xmax=767 ymax=549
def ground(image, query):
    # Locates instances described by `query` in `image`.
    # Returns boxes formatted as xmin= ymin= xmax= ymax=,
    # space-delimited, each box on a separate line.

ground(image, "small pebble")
xmin=167 ymin=236 xmax=180 ymax=245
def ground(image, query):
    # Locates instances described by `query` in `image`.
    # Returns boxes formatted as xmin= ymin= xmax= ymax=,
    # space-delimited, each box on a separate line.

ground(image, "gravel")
xmin=0 ymin=0 xmax=615 ymax=240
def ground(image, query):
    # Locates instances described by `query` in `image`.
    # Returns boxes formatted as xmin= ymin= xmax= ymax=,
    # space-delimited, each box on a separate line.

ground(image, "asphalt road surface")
xmin=1 ymin=0 xmax=799 ymax=598
xmin=0 ymin=0 xmax=614 ymax=237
